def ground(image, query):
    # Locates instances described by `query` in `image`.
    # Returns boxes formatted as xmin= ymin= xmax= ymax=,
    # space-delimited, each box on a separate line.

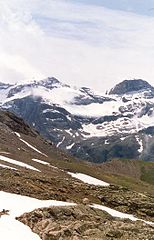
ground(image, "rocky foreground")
xmin=17 ymin=205 xmax=154 ymax=240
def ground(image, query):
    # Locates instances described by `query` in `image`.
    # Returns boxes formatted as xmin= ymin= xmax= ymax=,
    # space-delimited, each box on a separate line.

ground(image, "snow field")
xmin=67 ymin=172 xmax=110 ymax=186
xmin=0 ymin=191 xmax=76 ymax=240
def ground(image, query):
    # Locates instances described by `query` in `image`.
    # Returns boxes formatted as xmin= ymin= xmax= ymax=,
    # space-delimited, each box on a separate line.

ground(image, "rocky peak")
xmin=38 ymin=77 xmax=70 ymax=89
xmin=38 ymin=77 xmax=61 ymax=88
xmin=109 ymin=79 xmax=154 ymax=95
xmin=0 ymin=82 xmax=13 ymax=90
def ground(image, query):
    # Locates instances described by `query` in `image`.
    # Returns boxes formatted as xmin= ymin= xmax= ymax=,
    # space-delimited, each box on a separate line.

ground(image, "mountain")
xmin=0 ymin=78 xmax=154 ymax=163
xmin=109 ymin=79 xmax=154 ymax=95
xmin=0 ymin=109 xmax=154 ymax=239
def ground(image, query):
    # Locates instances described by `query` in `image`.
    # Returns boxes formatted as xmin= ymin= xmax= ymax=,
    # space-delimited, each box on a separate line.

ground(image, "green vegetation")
xmin=140 ymin=162 xmax=154 ymax=185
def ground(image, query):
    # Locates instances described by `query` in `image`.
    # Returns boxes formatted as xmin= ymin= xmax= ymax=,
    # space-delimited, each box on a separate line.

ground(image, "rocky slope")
xmin=0 ymin=109 xmax=154 ymax=239
xmin=0 ymin=78 xmax=154 ymax=163
xmin=17 ymin=205 xmax=154 ymax=240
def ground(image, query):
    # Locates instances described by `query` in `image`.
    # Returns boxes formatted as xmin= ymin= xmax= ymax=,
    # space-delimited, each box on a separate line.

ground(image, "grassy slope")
xmin=0 ymin=110 xmax=154 ymax=197
xmin=50 ymin=157 xmax=154 ymax=196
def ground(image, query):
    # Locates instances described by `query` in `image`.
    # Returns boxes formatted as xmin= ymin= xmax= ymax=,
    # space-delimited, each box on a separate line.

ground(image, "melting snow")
xmin=63 ymin=100 xmax=121 ymax=117
xmin=0 ymin=163 xmax=17 ymax=170
xmin=104 ymin=140 xmax=109 ymax=145
xmin=82 ymin=117 xmax=137 ymax=138
xmin=66 ymin=143 xmax=75 ymax=150
xmin=19 ymin=138 xmax=47 ymax=157
xmin=91 ymin=204 xmax=154 ymax=225
xmin=0 ymin=191 xmax=76 ymax=240
xmin=14 ymin=132 xmax=48 ymax=157
xmin=57 ymin=136 xmax=65 ymax=148
xmin=0 ymin=216 xmax=41 ymax=240
xmin=120 ymin=137 xmax=126 ymax=141
xmin=0 ymin=155 xmax=40 ymax=172
xmin=67 ymin=172 xmax=109 ymax=187
xmin=32 ymin=158 xmax=49 ymax=165
xmin=136 ymin=136 xmax=143 ymax=153
xmin=32 ymin=159 xmax=59 ymax=170
xmin=15 ymin=132 xmax=21 ymax=138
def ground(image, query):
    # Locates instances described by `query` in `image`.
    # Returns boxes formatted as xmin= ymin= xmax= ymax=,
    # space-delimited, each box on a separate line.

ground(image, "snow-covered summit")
xmin=0 ymin=77 xmax=111 ymax=109
xmin=0 ymin=78 xmax=154 ymax=163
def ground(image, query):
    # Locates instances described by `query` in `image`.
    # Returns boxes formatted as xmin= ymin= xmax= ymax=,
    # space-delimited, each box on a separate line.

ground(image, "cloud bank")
xmin=0 ymin=0 xmax=154 ymax=92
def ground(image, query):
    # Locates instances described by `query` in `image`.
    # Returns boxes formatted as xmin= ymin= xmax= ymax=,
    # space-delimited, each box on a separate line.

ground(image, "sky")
xmin=0 ymin=0 xmax=154 ymax=92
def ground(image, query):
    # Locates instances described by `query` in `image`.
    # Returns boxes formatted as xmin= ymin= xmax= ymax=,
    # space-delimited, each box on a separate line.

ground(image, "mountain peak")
xmin=109 ymin=79 xmax=153 ymax=95
xmin=37 ymin=77 xmax=70 ymax=89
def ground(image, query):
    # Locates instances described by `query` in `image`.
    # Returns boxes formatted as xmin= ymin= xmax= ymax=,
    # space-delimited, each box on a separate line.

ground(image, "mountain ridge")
xmin=0 ymin=78 xmax=154 ymax=163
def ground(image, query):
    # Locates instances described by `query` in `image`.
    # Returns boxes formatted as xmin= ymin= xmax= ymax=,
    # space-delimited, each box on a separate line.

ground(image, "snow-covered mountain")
xmin=1 ymin=78 xmax=154 ymax=162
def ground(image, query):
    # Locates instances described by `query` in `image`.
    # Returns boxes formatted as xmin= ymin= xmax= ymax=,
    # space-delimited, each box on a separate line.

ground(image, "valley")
xmin=0 ymin=109 xmax=154 ymax=239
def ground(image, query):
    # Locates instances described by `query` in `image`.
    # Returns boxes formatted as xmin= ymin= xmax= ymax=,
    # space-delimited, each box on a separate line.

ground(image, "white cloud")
xmin=0 ymin=0 xmax=154 ymax=92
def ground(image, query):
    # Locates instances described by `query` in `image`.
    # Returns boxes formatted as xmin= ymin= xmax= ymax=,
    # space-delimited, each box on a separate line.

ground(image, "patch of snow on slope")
xmin=63 ymin=100 xmax=121 ymax=117
xmin=0 ymin=191 xmax=76 ymax=240
xmin=0 ymin=163 xmax=17 ymax=170
xmin=20 ymin=138 xmax=47 ymax=157
xmin=82 ymin=118 xmax=137 ymax=138
xmin=138 ymin=114 xmax=154 ymax=128
xmin=67 ymin=172 xmax=109 ymax=187
xmin=0 ymin=155 xmax=40 ymax=172
xmin=32 ymin=158 xmax=49 ymax=165
xmin=91 ymin=204 xmax=154 ymax=225
xmin=33 ymin=86 xmax=81 ymax=105
xmin=14 ymin=132 xmax=48 ymax=157
xmin=104 ymin=140 xmax=109 ymax=145
xmin=32 ymin=159 xmax=59 ymax=170
xmin=1 ymin=88 xmax=32 ymax=105
xmin=15 ymin=132 xmax=21 ymax=138
xmin=136 ymin=136 xmax=143 ymax=153
xmin=66 ymin=143 xmax=75 ymax=150
xmin=57 ymin=136 xmax=65 ymax=148
xmin=0 ymin=191 xmax=76 ymax=217
xmin=0 ymin=88 xmax=11 ymax=104
xmin=0 ymin=152 xmax=10 ymax=155
xmin=0 ymin=216 xmax=41 ymax=240
xmin=26 ymin=85 xmax=120 ymax=118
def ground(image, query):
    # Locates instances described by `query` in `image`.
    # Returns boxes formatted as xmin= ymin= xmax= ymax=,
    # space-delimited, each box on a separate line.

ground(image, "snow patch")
xmin=0 ymin=163 xmax=17 ymax=170
xmin=91 ymin=204 xmax=154 ymax=225
xmin=57 ymin=136 xmax=65 ymax=148
xmin=66 ymin=143 xmax=75 ymax=150
xmin=104 ymin=140 xmax=109 ymax=145
xmin=32 ymin=158 xmax=50 ymax=165
xmin=0 ymin=191 xmax=76 ymax=240
xmin=136 ymin=136 xmax=143 ymax=153
xmin=0 ymin=155 xmax=40 ymax=172
xmin=14 ymin=132 xmax=21 ymax=138
xmin=20 ymin=138 xmax=48 ymax=157
xmin=67 ymin=172 xmax=109 ymax=187
xmin=82 ymin=117 xmax=138 ymax=138
xmin=32 ymin=159 xmax=59 ymax=170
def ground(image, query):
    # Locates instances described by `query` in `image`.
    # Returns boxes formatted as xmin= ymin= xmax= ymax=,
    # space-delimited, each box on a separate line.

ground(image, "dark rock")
xmin=109 ymin=79 xmax=154 ymax=95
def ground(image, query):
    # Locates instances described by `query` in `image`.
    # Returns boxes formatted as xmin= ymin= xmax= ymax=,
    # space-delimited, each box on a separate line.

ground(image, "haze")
xmin=0 ymin=0 xmax=154 ymax=92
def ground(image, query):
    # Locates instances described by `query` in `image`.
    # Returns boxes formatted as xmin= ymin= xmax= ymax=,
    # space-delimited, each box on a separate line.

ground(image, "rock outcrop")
xmin=17 ymin=205 xmax=154 ymax=240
